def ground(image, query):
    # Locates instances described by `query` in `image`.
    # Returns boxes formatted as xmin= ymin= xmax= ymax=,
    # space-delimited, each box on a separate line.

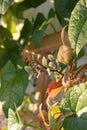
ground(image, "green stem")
xmin=14 ymin=103 xmax=22 ymax=123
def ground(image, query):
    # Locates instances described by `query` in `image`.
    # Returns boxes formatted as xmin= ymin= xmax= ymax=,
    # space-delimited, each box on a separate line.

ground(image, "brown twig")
xmin=39 ymin=104 xmax=49 ymax=130
xmin=29 ymin=59 xmax=64 ymax=76
xmin=72 ymin=63 xmax=87 ymax=79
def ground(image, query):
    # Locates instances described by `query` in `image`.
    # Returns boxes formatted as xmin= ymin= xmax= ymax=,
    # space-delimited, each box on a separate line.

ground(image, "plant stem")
xmin=33 ymin=60 xmax=64 ymax=76
xmin=72 ymin=63 xmax=87 ymax=79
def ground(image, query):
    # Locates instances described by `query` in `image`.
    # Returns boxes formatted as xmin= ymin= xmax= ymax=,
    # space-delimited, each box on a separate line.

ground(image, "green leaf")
xmin=0 ymin=26 xmax=12 ymax=40
xmin=31 ymin=24 xmax=47 ymax=48
xmin=61 ymin=83 xmax=87 ymax=130
xmin=10 ymin=52 xmax=26 ymax=67
xmin=17 ymin=0 xmax=46 ymax=12
xmin=77 ymin=106 xmax=87 ymax=119
xmin=19 ymin=19 xmax=33 ymax=47
xmin=49 ymin=114 xmax=58 ymax=130
xmin=68 ymin=0 xmax=87 ymax=54
xmin=2 ymin=2 xmax=23 ymax=19
xmin=0 ymin=0 xmax=14 ymax=15
xmin=0 ymin=48 xmax=9 ymax=67
xmin=48 ymin=103 xmax=61 ymax=120
xmin=2 ymin=6 xmax=17 ymax=33
xmin=8 ymin=108 xmax=23 ymax=130
xmin=33 ymin=13 xmax=46 ymax=30
xmin=0 ymin=38 xmax=24 ymax=68
xmin=0 ymin=26 xmax=13 ymax=66
xmin=20 ymin=19 xmax=33 ymax=40
xmin=59 ymin=63 xmax=67 ymax=72
xmin=19 ymin=0 xmax=46 ymax=9
xmin=0 ymin=61 xmax=28 ymax=117
xmin=4 ymin=39 xmax=18 ymax=51
xmin=77 ymin=47 xmax=85 ymax=60
xmin=48 ymin=103 xmax=62 ymax=130
xmin=54 ymin=0 xmax=78 ymax=26
xmin=10 ymin=3 xmax=23 ymax=18
xmin=32 ymin=18 xmax=54 ymax=48
xmin=60 ymin=83 xmax=87 ymax=113
xmin=48 ymin=8 xmax=55 ymax=19
xmin=63 ymin=114 xmax=87 ymax=130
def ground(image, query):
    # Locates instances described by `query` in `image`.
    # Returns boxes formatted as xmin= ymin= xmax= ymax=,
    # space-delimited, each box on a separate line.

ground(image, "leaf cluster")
xmin=0 ymin=0 xmax=87 ymax=130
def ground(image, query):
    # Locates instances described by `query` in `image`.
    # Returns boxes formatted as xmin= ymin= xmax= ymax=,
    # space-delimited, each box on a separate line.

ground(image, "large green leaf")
xmin=60 ymin=83 xmax=87 ymax=130
xmin=0 ymin=0 xmax=14 ymax=15
xmin=0 ymin=26 xmax=13 ymax=67
xmin=68 ymin=0 xmax=87 ymax=54
xmin=4 ymin=39 xmax=18 ymax=51
xmin=0 ymin=38 xmax=23 ymax=67
xmin=60 ymin=83 xmax=87 ymax=113
xmin=0 ymin=48 xmax=9 ymax=67
xmin=0 ymin=61 xmax=28 ymax=117
xmin=63 ymin=114 xmax=87 ymax=130
xmin=54 ymin=0 xmax=78 ymax=26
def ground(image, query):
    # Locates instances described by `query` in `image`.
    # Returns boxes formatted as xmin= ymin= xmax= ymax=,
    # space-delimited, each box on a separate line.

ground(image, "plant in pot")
xmin=0 ymin=0 xmax=87 ymax=130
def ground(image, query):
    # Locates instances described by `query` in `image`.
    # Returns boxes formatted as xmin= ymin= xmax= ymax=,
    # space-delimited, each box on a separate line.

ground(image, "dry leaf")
xmin=57 ymin=45 xmax=72 ymax=65
xmin=47 ymin=79 xmax=63 ymax=98
xmin=48 ymin=86 xmax=63 ymax=98
xmin=47 ymin=80 xmax=62 ymax=93
xmin=62 ymin=71 xmax=72 ymax=90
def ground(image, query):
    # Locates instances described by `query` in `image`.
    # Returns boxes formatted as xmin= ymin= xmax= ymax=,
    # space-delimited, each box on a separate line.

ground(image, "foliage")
xmin=0 ymin=61 xmax=28 ymax=117
xmin=8 ymin=108 xmax=23 ymax=130
xmin=60 ymin=83 xmax=87 ymax=130
xmin=54 ymin=0 xmax=79 ymax=26
xmin=0 ymin=0 xmax=14 ymax=15
xmin=0 ymin=0 xmax=87 ymax=130
xmin=68 ymin=0 xmax=87 ymax=54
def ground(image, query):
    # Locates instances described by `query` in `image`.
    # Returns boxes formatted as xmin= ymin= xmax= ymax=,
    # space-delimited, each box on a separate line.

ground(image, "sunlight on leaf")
xmin=8 ymin=108 xmax=23 ymax=130
xmin=42 ymin=56 xmax=47 ymax=66
xmin=48 ymin=103 xmax=61 ymax=120
xmin=68 ymin=0 xmax=87 ymax=54
xmin=48 ymin=103 xmax=63 ymax=130
xmin=61 ymin=83 xmax=87 ymax=130
xmin=60 ymin=83 xmax=87 ymax=113
xmin=0 ymin=0 xmax=14 ymax=15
